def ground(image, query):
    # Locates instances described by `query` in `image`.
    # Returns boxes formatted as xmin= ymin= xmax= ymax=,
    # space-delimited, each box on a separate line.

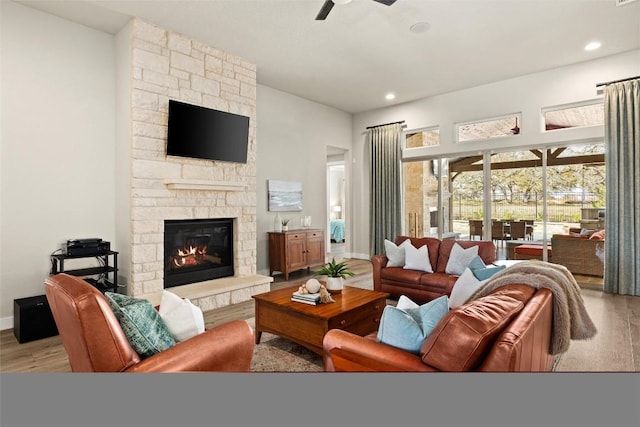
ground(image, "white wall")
xmin=351 ymin=49 xmax=640 ymax=257
xmin=255 ymin=85 xmax=352 ymax=274
xmin=114 ymin=20 xmax=133 ymax=291
xmin=0 ymin=2 xmax=116 ymax=326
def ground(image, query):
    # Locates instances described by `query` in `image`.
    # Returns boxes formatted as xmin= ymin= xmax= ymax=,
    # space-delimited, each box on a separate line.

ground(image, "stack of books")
xmin=291 ymin=291 xmax=321 ymax=306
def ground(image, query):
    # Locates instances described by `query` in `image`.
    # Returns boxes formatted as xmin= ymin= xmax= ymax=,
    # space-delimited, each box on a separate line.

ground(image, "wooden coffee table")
xmin=252 ymin=285 xmax=389 ymax=356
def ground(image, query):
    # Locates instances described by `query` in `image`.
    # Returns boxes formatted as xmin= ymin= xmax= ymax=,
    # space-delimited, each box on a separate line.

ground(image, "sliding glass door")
xmin=402 ymin=158 xmax=452 ymax=238
xmin=402 ymin=142 xmax=605 ymax=260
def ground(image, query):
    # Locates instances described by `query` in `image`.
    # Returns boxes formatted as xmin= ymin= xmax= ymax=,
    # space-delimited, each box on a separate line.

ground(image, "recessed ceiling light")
xmin=584 ymin=41 xmax=601 ymax=51
xmin=385 ymin=93 xmax=396 ymax=100
xmin=410 ymin=22 xmax=431 ymax=34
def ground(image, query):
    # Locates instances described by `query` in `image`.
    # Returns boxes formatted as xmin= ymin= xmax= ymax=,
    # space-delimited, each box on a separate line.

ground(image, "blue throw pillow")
xmin=468 ymin=255 xmax=506 ymax=281
xmin=105 ymin=292 xmax=176 ymax=359
xmin=376 ymin=295 xmax=449 ymax=354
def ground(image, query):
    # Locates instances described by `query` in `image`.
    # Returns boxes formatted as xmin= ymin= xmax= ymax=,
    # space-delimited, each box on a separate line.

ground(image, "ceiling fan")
xmin=510 ymin=117 xmax=520 ymax=135
xmin=316 ymin=0 xmax=398 ymax=21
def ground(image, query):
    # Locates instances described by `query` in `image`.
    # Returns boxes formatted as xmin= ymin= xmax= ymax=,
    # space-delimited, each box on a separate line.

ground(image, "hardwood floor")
xmin=1 ymin=258 xmax=638 ymax=372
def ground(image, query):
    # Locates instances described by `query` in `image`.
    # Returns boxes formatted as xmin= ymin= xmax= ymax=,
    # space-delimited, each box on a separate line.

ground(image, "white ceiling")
xmin=16 ymin=0 xmax=640 ymax=114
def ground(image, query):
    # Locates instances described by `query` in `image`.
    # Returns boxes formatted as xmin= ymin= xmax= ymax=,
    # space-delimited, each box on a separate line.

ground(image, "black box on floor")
xmin=13 ymin=295 xmax=58 ymax=343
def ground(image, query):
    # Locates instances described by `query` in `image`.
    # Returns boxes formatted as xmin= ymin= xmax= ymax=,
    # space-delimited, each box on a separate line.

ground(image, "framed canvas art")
xmin=268 ymin=180 xmax=303 ymax=212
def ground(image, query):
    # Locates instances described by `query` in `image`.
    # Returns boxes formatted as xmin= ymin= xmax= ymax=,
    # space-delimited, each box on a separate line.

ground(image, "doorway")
xmin=327 ymin=147 xmax=346 ymax=258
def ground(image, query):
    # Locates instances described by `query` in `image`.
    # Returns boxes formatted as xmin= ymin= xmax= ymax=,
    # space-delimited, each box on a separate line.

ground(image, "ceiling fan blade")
xmin=316 ymin=0 xmax=335 ymax=20
xmin=372 ymin=0 xmax=398 ymax=5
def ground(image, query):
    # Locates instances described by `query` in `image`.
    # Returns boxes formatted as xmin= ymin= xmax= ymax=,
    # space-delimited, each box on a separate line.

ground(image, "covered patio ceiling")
xmin=450 ymin=148 xmax=605 ymax=175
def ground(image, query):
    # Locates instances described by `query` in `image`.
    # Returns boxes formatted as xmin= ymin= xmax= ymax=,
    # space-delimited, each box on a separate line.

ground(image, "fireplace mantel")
xmin=164 ymin=179 xmax=247 ymax=192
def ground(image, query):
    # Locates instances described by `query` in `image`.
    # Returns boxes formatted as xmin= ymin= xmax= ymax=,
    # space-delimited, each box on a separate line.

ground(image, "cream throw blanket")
xmin=465 ymin=261 xmax=597 ymax=355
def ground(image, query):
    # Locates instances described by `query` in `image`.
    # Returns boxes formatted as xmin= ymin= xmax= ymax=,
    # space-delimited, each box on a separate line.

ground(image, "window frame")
xmin=455 ymin=112 xmax=522 ymax=144
xmin=402 ymin=125 xmax=441 ymax=151
xmin=541 ymin=98 xmax=604 ymax=133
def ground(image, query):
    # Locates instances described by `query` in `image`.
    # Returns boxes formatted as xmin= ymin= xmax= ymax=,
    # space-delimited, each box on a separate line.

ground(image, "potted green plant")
xmin=281 ymin=218 xmax=290 ymax=231
xmin=314 ymin=258 xmax=355 ymax=293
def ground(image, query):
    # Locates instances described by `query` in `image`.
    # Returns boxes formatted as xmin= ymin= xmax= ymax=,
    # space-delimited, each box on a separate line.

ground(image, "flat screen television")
xmin=166 ymin=100 xmax=249 ymax=164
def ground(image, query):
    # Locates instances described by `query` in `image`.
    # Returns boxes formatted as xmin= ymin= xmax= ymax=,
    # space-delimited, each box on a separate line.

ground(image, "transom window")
xmin=404 ymin=126 xmax=440 ymax=149
xmin=456 ymin=114 xmax=521 ymax=143
xmin=543 ymin=100 xmax=604 ymax=131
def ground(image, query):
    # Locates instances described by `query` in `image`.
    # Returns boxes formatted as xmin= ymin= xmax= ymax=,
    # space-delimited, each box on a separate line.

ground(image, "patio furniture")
xmin=506 ymin=240 xmax=545 ymax=260
xmin=508 ymin=221 xmax=527 ymax=240
xmin=469 ymin=219 xmax=483 ymax=240
xmin=491 ymin=220 xmax=508 ymax=246
xmin=514 ymin=244 xmax=552 ymax=262
xmin=524 ymin=220 xmax=535 ymax=240
xmin=551 ymin=234 xmax=604 ymax=277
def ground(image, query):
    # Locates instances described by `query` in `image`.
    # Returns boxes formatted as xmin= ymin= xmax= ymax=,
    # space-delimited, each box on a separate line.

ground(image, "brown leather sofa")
xmin=372 ymin=236 xmax=497 ymax=303
xmin=45 ymin=273 xmax=254 ymax=372
xmin=323 ymin=284 xmax=554 ymax=372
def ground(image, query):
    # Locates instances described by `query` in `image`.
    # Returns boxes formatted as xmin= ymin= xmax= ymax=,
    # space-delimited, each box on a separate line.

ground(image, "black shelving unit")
xmin=50 ymin=250 xmax=119 ymax=293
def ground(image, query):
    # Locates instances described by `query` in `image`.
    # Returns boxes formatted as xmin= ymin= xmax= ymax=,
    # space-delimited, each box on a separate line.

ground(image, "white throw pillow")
xmin=158 ymin=290 xmax=205 ymax=342
xmin=448 ymin=267 xmax=488 ymax=309
xmin=403 ymin=243 xmax=433 ymax=273
xmin=384 ymin=239 xmax=409 ymax=267
xmin=445 ymin=243 xmax=479 ymax=275
xmin=396 ymin=295 xmax=420 ymax=311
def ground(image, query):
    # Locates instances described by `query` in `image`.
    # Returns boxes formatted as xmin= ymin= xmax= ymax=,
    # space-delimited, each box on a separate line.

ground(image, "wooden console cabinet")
xmin=268 ymin=229 xmax=325 ymax=280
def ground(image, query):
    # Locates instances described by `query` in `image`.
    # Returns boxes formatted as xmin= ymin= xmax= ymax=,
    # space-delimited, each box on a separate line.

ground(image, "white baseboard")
xmin=1 ymin=316 xmax=14 ymax=331
xmin=347 ymin=252 xmax=370 ymax=260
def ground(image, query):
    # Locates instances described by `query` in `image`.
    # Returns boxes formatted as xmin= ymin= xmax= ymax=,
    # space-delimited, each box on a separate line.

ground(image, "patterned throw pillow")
xmin=105 ymin=292 xmax=176 ymax=359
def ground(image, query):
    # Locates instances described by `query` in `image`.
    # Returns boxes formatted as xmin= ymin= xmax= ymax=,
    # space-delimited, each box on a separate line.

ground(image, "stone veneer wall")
xmin=127 ymin=19 xmax=261 ymax=303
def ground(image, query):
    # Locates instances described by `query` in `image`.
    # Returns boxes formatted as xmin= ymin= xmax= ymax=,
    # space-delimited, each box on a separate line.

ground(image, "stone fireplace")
xmin=116 ymin=19 xmax=271 ymax=308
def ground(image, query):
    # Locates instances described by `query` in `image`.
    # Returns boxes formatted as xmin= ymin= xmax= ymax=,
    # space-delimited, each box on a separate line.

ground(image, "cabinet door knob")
xmin=374 ymin=305 xmax=380 ymax=310
xmin=339 ymin=319 xmax=346 ymax=326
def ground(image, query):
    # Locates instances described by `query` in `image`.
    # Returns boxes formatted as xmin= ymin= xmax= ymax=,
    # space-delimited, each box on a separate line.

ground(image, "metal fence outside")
xmin=451 ymin=191 xmax=603 ymax=222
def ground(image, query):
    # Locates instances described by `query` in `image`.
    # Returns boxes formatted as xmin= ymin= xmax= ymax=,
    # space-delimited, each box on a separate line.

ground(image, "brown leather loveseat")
xmin=372 ymin=236 xmax=497 ymax=303
xmin=323 ymin=284 xmax=554 ymax=372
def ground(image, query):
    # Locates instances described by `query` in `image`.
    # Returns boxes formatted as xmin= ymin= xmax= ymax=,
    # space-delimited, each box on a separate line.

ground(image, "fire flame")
xmin=173 ymin=245 xmax=207 ymax=267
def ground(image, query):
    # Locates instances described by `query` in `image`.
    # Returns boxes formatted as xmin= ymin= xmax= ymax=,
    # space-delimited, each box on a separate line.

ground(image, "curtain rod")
xmin=595 ymin=75 xmax=640 ymax=87
xmin=365 ymin=120 xmax=406 ymax=130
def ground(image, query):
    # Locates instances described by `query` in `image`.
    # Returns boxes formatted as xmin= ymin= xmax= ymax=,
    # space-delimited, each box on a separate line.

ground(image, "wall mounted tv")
xmin=166 ymin=100 xmax=249 ymax=164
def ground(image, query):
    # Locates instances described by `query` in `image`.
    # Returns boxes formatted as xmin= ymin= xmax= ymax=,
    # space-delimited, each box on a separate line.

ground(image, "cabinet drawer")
xmin=286 ymin=233 xmax=306 ymax=241
xmin=328 ymin=298 xmax=385 ymax=330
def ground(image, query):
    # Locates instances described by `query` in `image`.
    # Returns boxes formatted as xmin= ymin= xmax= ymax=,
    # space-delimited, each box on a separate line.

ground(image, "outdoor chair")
xmin=491 ymin=220 xmax=508 ymax=246
xmin=524 ymin=220 xmax=535 ymax=240
xmin=508 ymin=220 xmax=527 ymax=240
xmin=469 ymin=219 xmax=483 ymax=240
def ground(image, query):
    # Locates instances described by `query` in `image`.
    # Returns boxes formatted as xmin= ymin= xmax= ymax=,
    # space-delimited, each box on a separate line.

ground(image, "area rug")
xmin=245 ymin=318 xmax=324 ymax=372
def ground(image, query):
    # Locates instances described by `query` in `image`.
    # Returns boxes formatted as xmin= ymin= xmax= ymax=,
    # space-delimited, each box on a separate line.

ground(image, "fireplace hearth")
xmin=164 ymin=218 xmax=234 ymax=288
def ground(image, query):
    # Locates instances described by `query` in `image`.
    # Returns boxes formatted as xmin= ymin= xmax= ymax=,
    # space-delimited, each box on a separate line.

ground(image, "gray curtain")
xmin=604 ymin=79 xmax=640 ymax=295
xmin=368 ymin=123 xmax=403 ymax=256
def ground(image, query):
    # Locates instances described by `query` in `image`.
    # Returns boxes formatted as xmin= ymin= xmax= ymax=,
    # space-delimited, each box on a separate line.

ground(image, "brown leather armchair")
xmin=45 ymin=273 xmax=254 ymax=372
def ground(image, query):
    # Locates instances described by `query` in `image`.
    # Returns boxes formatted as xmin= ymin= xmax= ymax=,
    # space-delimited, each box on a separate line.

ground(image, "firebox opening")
xmin=164 ymin=218 xmax=234 ymax=288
